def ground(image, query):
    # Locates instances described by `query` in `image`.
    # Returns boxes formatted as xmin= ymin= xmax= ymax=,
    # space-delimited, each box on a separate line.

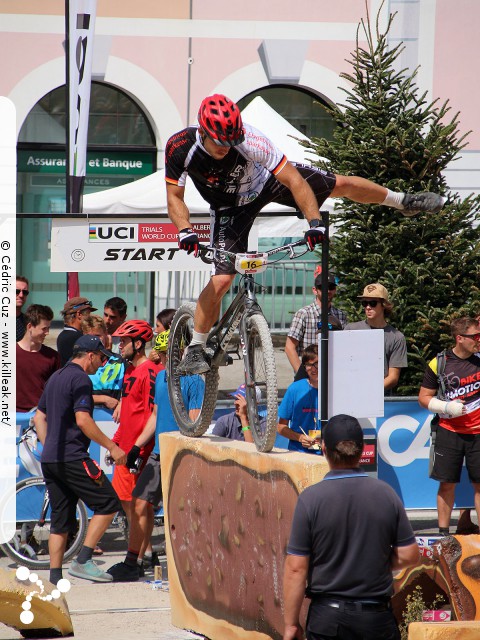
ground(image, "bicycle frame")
xmin=207 ymin=274 xmax=261 ymax=368
xmin=201 ymin=239 xmax=307 ymax=368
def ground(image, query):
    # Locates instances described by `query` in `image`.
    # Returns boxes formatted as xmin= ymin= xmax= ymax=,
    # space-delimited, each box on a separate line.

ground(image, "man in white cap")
xmin=345 ymin=283 xmax=407 ymax=391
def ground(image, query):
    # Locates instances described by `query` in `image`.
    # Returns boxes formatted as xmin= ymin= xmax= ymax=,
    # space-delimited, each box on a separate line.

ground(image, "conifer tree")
xmin=308 ymin=5 xmax=480 ymax=394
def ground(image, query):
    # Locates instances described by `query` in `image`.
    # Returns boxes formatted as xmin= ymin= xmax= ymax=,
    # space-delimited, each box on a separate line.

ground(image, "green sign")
xmin=31 ymin=175 xmax=134 ymax=189
xmin=18 ymin=150 xmax=154 ymax=175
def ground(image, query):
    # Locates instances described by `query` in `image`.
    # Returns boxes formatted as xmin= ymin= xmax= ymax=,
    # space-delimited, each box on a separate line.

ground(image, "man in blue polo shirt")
xmin=34 ymin=335 xmax=126 ymax=585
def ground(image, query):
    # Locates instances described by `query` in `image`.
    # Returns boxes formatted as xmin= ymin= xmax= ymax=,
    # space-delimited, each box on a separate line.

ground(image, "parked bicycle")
xmin=0 ymin=423 xmax=87 ymax=569
xmin=167 ymin=239 xmax=309 ymax=452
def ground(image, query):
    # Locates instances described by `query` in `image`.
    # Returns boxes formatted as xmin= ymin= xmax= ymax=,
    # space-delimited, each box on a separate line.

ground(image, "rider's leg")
xmin=332 ymin=174 xmax=444 ymax=214
xmin=331 ymin=175 xmax=389 ymax=203
xmin=190 ymin=273 xmax=236 ymax=340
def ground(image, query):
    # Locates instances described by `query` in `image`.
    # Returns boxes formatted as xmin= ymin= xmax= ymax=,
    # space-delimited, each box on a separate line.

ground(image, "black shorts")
xmin=42 ymin=459 xmax=121 ymax=534
xmin=210 ymin=165 xmax=336 ymax=275
xmin=131 ymin=452 xmax=162 ymax=508
xmin=430 ymin=426 xmax=480 ymax=484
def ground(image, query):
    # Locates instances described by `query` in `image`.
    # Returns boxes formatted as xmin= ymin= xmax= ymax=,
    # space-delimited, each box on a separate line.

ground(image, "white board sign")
xmin=318 ymin=329 xmax=384 ymax=419
xmin=50 ymin=217 xmax=259 ymax=272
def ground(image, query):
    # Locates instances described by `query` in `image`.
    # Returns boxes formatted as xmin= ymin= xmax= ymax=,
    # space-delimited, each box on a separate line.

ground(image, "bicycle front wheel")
xmin=167 ymin=302 xmax=219 ymax=437
xmin=0 ymin=476 xmax=88 ymax=570
xmin=242 ymin=313 xmax=278 ymax=452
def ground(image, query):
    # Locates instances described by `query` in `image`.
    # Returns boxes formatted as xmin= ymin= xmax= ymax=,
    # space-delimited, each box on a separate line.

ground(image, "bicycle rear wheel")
xmin=0 ymin=476 xmax=88 ymax=570
xmin=242 ymin=313 xmax=278 ymax=452
xmin=167 ymin=302 xmax=219 ymax=437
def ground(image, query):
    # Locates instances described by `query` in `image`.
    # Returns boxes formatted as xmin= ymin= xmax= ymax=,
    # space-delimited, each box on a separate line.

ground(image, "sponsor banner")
xmin=377 ymin=401 xmax=475 ymax=509
xmin=51 ymin=217 xmax=259 ymax=272
xmin=16 ymin=400 xmax=475 ymax=511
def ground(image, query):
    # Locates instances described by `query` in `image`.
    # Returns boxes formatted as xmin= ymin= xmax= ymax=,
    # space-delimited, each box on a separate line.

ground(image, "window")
xmin=237 ymin=85 xmax=336 ymax=140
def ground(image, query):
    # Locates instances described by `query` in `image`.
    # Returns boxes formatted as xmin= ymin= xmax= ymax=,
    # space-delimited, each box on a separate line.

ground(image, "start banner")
xmin=50 ymin=217 xmax=245 ymax=272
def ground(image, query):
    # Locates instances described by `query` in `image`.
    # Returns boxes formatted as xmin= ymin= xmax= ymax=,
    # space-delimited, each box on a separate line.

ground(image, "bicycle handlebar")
xmin=197 ymin=239 xmax=308 ymax=263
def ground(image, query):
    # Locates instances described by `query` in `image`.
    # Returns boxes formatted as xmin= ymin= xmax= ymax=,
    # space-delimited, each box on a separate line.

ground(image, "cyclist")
xmin=108 ymin=329 xmax=204 ymax=581
xmin=110 ymin=320 xmax=160 ymax=563
xmin=166 ymin=93 xmax=445 ymax=375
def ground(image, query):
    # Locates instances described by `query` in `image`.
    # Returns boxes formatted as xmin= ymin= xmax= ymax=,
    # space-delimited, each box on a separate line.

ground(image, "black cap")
xmin=73 ymin=335 xmax=111 ymax=358
xmin=314 ymin=272 xmax=336 ymax=288
xmin=322 ymin=414 xmax=364 ymax=450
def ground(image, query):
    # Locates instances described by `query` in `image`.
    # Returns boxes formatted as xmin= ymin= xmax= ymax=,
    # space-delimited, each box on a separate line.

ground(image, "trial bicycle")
xmin=167 ymin=239 xmax=309 ymax=452
xmin=0 ymin=424 xmax=88 ymax=569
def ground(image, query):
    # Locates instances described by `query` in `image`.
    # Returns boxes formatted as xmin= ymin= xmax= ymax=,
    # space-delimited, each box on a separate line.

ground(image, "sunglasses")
xmin=16 ymin=289 xmax=29 ymax=296
xmin=71 ymin=300 xmax=93 ymax=310
xmin=361 ymin=300 xmax=381 ymax=308
xmin=316 ymin=284 xmax=337 ymax=291
xmin=459 ymin=333 xmax=480 ymax=341
xmin=305 ymin=361 xmax=319 ymax=370
xmin=95 ymin=351 xmax=109 ymax=364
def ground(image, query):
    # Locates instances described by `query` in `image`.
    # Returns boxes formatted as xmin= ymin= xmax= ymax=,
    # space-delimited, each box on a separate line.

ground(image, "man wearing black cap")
xmin=285 ymin=267 xmax=346 ymax=381
xmin=57 ymin=296 xmax=97 ymax=366
xmin=34 ymin=335 xmax=127 ymax=585
xmin=283 ymin=414 xmax=419 ymax=640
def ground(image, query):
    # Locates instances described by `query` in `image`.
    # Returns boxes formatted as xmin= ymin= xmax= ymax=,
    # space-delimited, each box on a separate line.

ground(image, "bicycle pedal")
xmin=219 ymin=354 xmax=233 ymax=366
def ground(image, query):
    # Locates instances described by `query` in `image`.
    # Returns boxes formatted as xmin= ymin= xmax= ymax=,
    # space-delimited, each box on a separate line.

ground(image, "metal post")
xmin=319 ymin=210 xmax=329 ymax=428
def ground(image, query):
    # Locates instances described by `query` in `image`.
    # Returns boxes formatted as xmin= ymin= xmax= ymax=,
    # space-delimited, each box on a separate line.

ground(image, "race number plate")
xmin=235 ymin=253 xmax=268 ymax=274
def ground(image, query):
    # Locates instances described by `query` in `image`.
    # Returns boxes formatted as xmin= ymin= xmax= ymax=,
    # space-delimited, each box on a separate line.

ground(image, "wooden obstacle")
xmin=160 ymin=432 xmax=329 ymax=640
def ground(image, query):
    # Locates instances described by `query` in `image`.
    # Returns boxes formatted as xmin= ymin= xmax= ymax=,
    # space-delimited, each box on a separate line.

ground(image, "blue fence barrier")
xmin=16 ymin=400 xmax=474 ymax=511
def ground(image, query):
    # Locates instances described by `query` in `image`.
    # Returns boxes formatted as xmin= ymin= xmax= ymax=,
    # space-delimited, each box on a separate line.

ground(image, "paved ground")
xmin=1 ymin=511 xmax=473 ymax=640
xmin=0 ymin=526 xmax=204 ymax=640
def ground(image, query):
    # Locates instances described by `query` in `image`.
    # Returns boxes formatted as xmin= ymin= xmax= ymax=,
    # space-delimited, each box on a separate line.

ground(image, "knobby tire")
xmin=167 ymin=302 xmax=219 ymax=437
xmin=242 ymin=313 xmax=278 ymax=452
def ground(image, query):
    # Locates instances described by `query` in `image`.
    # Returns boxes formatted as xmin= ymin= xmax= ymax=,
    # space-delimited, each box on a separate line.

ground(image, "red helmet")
xmin=198 ymin=94 xmax=245 ymax=147
xmin=112 ymin=320 xmax=153 ymax=342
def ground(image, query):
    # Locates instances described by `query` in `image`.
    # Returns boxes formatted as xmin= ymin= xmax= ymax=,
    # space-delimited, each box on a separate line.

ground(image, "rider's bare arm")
xmin=167 ymin=183 xmax=191 ymax=230
xmin=275 ymin=162 xmax=321 ymax=223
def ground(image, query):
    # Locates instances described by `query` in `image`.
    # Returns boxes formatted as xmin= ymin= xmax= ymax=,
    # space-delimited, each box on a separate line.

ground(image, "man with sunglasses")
xmin=57 ymin=296 xmax=97 ymax=366
xmin=418 ymin=317 xmax=480 ymax=536
xmin=16 ymin=275 xmax=30 ymax=341
xmin=166 ymin=94 xmax=445 ymax=376
xmin=34 ymin=335 xmax=126 ymax=585
xmin=286 ymin=268 xmax=346 ymax=380
xmin=345 ymin=283 xmax=407 ymax=391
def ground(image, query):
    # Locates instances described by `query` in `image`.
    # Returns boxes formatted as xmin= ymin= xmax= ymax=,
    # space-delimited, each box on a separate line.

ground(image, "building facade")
xmin=2 ymin=0 xmax=479 ymax=320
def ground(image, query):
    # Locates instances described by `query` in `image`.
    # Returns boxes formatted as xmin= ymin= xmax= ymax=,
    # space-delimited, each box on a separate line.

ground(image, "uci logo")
xmin=89 ymin=224 xmax=138 ymax=243
xmin=377 ymin=414 xmax=431 ymax=467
